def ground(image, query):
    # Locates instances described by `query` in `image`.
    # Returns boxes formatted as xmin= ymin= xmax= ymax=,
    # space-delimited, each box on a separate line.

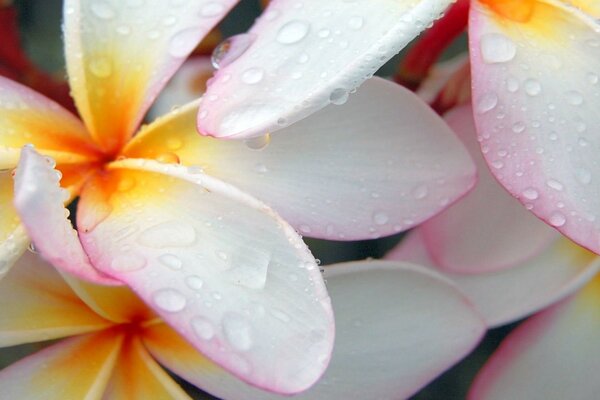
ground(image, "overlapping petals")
xmin=140 ymin=261 xmax=486 ymax=400
xmin=127 ymin=77 xmax=477 ymax=240
xmin=470 ymin=0 xmax=600 ymax=254
xmin=198 ymin=0 xmax=454 ymax=139
xmin=63 ymin=0 xmax=239 ymax=153
xmin=470 ymin=275 xmax=600 ymax=399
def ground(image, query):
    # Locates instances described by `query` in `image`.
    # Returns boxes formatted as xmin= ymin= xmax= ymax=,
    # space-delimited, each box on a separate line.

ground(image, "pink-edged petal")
xmin=63 ymin=0 xmax=238 ymax=153
xmin=421 ymin=105 xmax=557 ymax=273
xmin=470 ymin=1 xmax=600 ymax=254
xmin=470 ymin=274 xmax=600 ymax=399
xmin=0 ymin=171 xmax=28 ymax=279
xmin=198 ymin=0 xmax=454 ymax=139
xmin=77 ymin=158 xmax=334 ymax=395
xmin=125 ymin=78 xmax=476 ymax=240
xmin=390 ymin=230 xmax=600 ymax=327
xmin=103 ymin=335 xmax=191 ymax=400
xmin=144 ymin=260 xmax=485 ymax=400
xmin=0 ymin=251 xmax=112 ymax=346
xmin=0 ymin=330 xmax=122 ymax=399
xmin=13 ymin=146 xmax=121 ymax=285
xmin=148 ymin=57 xmax=214 ymax=121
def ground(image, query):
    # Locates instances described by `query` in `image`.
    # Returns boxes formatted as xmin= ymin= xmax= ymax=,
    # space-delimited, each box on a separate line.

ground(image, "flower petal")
xmin=0 ymin=75 xmax=100 ymax=169
xmin=0 ymin=252 xmax=112 ymax=347
xmin=0 ymin=330 xmax=122 ymax=398
xmin=63 ymin=0 xmax=238 ymax=153
xmin=421 ymin=105 xmax=557 ymax=273
xmin=390 ymin=230 xmax=600 ymax=327
xmin=0 ymin=170 xmax=28 ymax=279
xmin=470 ymin=1 xmax=600 ymax=253
xmin=469 ymin=274 xmax=600 ymax=399
xmin=77 ymin=158 xmax=334 ymax=395
xmin=13 ymin=146 xmax=121 ymax=285
xmin=198 ymin=0 xmax=454 ymax=139
xmin=144 ymin=261 xmax=485 ymax=400
xmin=103 ymin=335 xmax=191 ymax=400
xmin=125 ymin=78 xmax=476 ymax=240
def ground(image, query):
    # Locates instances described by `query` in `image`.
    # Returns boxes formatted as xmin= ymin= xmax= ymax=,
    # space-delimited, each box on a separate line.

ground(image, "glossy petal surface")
xmin=390 ymin=231 xmax=600 ymax=327
xmin=0 ymin=252 xmax=111 ymax=346
xmin=0 ymin=331 xmax=122 ymax=399
xmin=78 ymin=159 xmax=334 ymax=394
xmin=0 ymin=76 xmax=100 ymax=169
xmin=147 ymin=261 xmax=485 ymax=400
xmin=198 ymin=0 xmax=453 ymax=139
xmin=421 ymin=105 xmax=556 ymax=273
xmin=125 ymin=78 xmax=476 ymax=240
xmin=102 ymin=335 xmax=191 ymax=400
xmin=470 ymin=275 xmax=600 ymax=399
xmin=13 ymin=146 xmax=121 ymax=285
xmin=470 ymin=0 xmax=600 ymax=253
xmin=63 ymin=0 xmax=238 ymax=152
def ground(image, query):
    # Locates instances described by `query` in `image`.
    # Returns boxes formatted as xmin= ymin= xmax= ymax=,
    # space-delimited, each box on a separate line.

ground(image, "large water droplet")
xmin=191 ymin=317 xmax=215 ymax=340
xmin=329 ymin=88 xmax=349 ymax=105
xmin=241 ymin=67 xmax=264 ymax=84
xmin=222 ymin=314 xmax=254 ymax=351
xmin=211 ymin=34 xmax=255 ymax=70
xmin=153 ymin=289 xmax=187 ymax=312
xmin=276 ymin=20 xmax=310 ymax=44
xmin=480 ymin=33 xmax=517 ymax=63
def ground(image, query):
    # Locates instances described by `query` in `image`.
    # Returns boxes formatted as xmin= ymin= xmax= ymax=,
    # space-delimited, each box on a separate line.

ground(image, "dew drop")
xmin=185 ymin=275 xmax=204 ymax=291
xmin=153 ymin=289 xmax=187 ymax=312
xmin=373 ymin=211 xmax=389 ymax=225
xmin=191 ymin=317 xmax=215 ymax=340
xmin=88 ymin=57 xmax=112 ymax=78
xmin=521 ymin=188 xmax=539 ymax=200
xmin=549 ymin=212 xmax=566 ymax=227
xmin=476 ymin=92 xmax=498 ymax=114
xmin=546 ymin=179 xmax=564 ymax=191
xmin=329 ymin=88 xmax=349 ymax=105
xmin=91 ymin=2 xmax=115 ymax=19
xmin=564 ymin=90 xmax=584 ymax=106
xmin=222 ymin=314 xmax=254 ymax=351
xmin=211 ymin=34 xmax=255 ymax=70
xmin=110 ymin=253 xmax=147 ymax=272
xmin=276 ymin=20 xmax=310 ymax=44
xmin=158 ymin=253 xmax=183 ymax=270
xmin=524 ymin=79 xmax=542 ymax=96
xmin=244 ymin=133 xmax=270 ymax=150
xmin=241 ymin=67 xmax=264 ymax=84
xmin=575 ymin=168 xmax=592 ymax=185
xmin=480 ymin=33 xmax=517 ymax=63
xmin=348 ymin=16 xmax=364 ymax=30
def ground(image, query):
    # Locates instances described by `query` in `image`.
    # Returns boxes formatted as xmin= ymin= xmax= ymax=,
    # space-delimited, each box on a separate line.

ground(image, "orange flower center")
xmin=479 ymin=0 xmax=536 ymax=22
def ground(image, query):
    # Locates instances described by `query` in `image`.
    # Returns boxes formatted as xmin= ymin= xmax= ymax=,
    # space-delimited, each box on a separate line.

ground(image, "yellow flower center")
xmin=479 ymin=0 xmax=536 ymax=22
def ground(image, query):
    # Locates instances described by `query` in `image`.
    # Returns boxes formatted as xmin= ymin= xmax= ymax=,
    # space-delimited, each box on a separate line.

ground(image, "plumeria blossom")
xmin=0 ymin=253 xmax=485 ymax=399
xmin=388 ymin=105 xmax=600 ymax=329
xmin=0 ymin=0 xmax=477 ymax=394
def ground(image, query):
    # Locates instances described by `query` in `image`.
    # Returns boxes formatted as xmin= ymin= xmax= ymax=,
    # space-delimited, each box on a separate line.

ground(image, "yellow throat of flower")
xmin=479 ymin=0 xmax=536 ymax=22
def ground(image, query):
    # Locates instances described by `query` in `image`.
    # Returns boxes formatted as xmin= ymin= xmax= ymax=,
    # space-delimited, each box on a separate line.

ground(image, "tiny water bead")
xmin=211 ymin=34 xmax=255 ymax=70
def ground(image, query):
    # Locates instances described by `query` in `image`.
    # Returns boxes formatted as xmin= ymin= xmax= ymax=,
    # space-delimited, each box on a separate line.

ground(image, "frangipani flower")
xmin=0 ymin=252 xmax=485 ymax=400
xmin=1 ymin=0 xmax=477 ymax=393
xmin=388 ymin=105 xmax=600 ymax=328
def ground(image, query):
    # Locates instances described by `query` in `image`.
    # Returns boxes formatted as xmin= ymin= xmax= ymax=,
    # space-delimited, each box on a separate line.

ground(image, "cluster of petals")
xmin=0 ymin=0 xmax=489 ymax=398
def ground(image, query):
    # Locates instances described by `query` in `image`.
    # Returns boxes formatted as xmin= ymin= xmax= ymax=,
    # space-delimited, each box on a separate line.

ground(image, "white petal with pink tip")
xmin=198 ymin=0 xmax=453 ymax=139
xmin=77 ymin=158 xmax=334 ymax=395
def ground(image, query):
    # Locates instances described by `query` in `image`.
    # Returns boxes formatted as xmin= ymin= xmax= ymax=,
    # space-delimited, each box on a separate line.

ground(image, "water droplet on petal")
xmin=329 ymin=88 xmax=349 ymax=105
xmin=521 ymin=188 xmax=539 ymax=200
xmin=241 ymin=67 xmax=264 ymax=84
xmin=185 ymin=275 xmax=204 ymax=290
xmin=153 ymin=289 xmax=187 ymax=312
xmin=549 ymin=212 xmax=566 ymax=227
xmin=158 ymin=253 xmax=183 ymax=270
xmin=373 ymin=211 xmax=389 ymax=225
xmin=244 ymin=133 xmax=270 ymax=150
xmin=348 ymin=16 xmax=364 ymax=30
xmin=480 ymin=33 xmax=517 ymax=63
xmin=191 ymin=317 xmax=215 ymax=340
xmin=89 ymin=57 xmax=113 ymax=78
xmin=137 ymin=222 xmax=197 ymax=248
xmin=91 ymin=2 xmax=115 ymax=19
xmin=524 ymin=79 xmax=542 ymax=96
xmin=477 ymin=92 xmax=498 ymax=114
xmin=110 ymin=253 xmax=147 ymax=272
xmin=276 ymin=20 xmax=310 ymax=44
xmin=211 ymin=34 xmax=255 ymax=70
xmin=222 ymin=314 xmax=254 ymax=351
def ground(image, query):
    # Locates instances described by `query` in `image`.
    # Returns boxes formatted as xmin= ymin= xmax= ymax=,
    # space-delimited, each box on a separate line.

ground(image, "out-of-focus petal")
xmin=102 ymin=335 xmax=191 ymax=400
xmin=562 ymin=0 xmax=600 ymax=17
xmin=0 ymin=76 xmax=101 ymax=169
xmin=77 ymin=159 xmax=334 ymax=395
xmin=0 ymin=330 xmax=122 ymax=398
xmin=125 ymin=78 xmax=476 ymax=240
xmin=470 ymin=0 xmax=600 ymax=254
xmin=0 ymin=170 xmax=28 ymax=279
xmin=390 ymin=230 xmax=600 ymax=327
xmin=469 ymin=274 xmax=600 ymax=399
xmin=421 ymin=105 xmax=557 ymax=273
xmin=146 ymin=260 xmax=485 ymax=400
xmin=198 ymin=0 xmax=453 ymax=139
xmin=0 ymin=252 xmax=112 ymax=346
xmin=13 ymin=146 xmax=121 ymax=285
xmin=148 ymin=57 xmax=214 ymax=120
xmin=63 ymin=0 xmax=238 ymax=153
